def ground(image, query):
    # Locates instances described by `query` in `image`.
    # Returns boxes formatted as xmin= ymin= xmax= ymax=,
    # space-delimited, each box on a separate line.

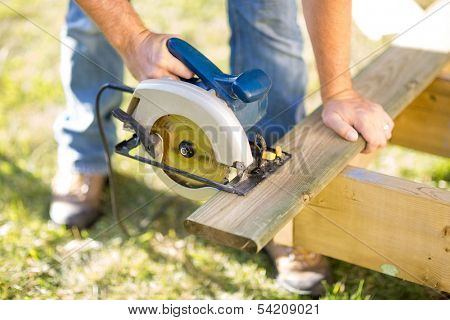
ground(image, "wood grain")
xmin=391 ymin=76 xmax=450 ymax=157
xmin=273 ymin=151 xmax=380 ymax=247
xmin=295 ymin=166 xmax=450 ymax=293
xmin=185 ymin=47 xmax=449 ymax=253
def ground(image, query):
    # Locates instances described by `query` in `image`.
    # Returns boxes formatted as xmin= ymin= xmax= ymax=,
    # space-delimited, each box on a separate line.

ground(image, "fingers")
xmin=322 ymin=111 xmax=359 ymax=142
xmin=149 ymin=53 xmax=192 ymax=80
xmin=353 ymin=118 xmax=387 ymax=154
xmin=385 ymin=113 xmax=394 ymax=128
xmin=134 ymin=33 xmax=194 ymax=81
xmin=383 ymin=113 xmax=394 ymax=140
xmin=384 ymin=125 xmax=392 ymax=140
xmin=322 ymin=93 xmax=394 ymax=154
xmin=355 ymin=104 xmax=394 ymax=153
xmin=162 ymin=35 xmax=194 ymax=79
xmin=166 ymin=57 xmax=194 ymax=79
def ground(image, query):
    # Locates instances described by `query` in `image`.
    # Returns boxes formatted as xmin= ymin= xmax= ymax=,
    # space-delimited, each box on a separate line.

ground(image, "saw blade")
xmin=151 ymin=114 xmax=230 ymax=188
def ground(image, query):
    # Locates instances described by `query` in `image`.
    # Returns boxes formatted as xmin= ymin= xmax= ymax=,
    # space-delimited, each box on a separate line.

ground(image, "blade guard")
xmin=128 ymin=79 xmax=254 ymax=201
xmin=167 ymin=38 xmax=271 ymax=130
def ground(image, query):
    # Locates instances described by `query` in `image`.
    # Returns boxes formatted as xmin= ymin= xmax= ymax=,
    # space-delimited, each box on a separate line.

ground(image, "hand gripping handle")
xmin=167 ymin=38 xmax=271 ymax=107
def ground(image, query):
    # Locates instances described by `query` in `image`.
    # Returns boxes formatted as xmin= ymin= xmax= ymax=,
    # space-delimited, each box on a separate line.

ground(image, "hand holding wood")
xmin=322 ymin=89 xmax=394 ymax=153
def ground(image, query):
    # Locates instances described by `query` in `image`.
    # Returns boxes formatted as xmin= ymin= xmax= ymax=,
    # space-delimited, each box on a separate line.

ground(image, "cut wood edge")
xmin=184 ymin=220 xmax=257 ymax=252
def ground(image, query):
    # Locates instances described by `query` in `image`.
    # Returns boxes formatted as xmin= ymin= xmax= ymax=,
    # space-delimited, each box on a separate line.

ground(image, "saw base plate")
xmin=112 ymin=108 xmax=291 ymax=197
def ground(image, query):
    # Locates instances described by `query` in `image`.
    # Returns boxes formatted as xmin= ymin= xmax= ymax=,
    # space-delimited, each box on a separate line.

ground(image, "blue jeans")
xmin=54 ymin=0 xmax=307 ymax=174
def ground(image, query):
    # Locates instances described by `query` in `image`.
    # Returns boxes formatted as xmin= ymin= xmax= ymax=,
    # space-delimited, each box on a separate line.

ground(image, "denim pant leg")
xmin=228 ymin=0 xmax=307 ymax=146
xmin=53 ymin=0 xmax=124 ymax=174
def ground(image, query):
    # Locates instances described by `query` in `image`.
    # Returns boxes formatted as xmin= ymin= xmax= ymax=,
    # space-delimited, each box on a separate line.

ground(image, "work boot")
xmin=266 ymin=241 xmax=332 ymax=296
xmin=49 ymin=171 xmax=106 ymax=228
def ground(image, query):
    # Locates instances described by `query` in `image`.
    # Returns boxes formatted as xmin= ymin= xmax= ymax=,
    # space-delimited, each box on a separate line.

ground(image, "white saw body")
xmin=129 ymin=79 xmax=253 ymax=200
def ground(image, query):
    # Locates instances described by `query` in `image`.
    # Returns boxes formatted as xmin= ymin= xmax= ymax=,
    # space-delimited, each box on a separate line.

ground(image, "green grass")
xmin=0 ymin=0 xmax=449 ymax=300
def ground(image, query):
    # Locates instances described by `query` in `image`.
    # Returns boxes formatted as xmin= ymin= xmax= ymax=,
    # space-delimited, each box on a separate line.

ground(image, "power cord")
xmin=95 ymin=83 xmax=135 ymax=238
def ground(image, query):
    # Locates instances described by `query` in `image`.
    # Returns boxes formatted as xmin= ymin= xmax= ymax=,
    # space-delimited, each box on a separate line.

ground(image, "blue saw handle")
xmin=167 ymin=38 xmax=271 ymax=107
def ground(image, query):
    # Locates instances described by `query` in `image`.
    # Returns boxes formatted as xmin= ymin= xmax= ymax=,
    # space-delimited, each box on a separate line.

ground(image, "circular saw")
xmin=111 ymin=38 xmax=291 ymax=201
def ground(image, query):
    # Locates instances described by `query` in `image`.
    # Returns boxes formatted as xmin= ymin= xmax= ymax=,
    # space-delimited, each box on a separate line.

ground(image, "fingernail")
xmin=346 ymin=130 xmax=358 ymax=141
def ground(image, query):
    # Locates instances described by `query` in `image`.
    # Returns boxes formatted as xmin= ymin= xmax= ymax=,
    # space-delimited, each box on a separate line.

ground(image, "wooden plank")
xmin=294 ymin=166 xmax=450 ymax=293
xmin=185 ymin=47 xmax=449 ymax=253
xmin=391 ymin=76 xmax=450 ymax=157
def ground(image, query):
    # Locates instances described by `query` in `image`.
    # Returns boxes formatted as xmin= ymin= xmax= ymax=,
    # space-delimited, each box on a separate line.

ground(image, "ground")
xmin=0 ymin=0 xmax=449 ymax=299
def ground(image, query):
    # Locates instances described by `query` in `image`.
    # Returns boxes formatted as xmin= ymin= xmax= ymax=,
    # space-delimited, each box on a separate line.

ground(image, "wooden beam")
xmin=272 ymin=219 xmax=294 ymax=247
xmin=391 ymin=76 xmax=450 ymax=157
xmin=348 ymin=151 xmax=379 ymax=168
xmin=295 ymin=166 xmax=450 ymax=293
xmin=273 ymin=151 xmax=380 ymax=247
xmin=185 ymin=47 xmax=449 ymax=253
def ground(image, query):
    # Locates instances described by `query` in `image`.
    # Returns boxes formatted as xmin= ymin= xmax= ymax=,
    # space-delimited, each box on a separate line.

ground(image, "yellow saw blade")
xmin=151 ymin=114 xmax=230 ymax=188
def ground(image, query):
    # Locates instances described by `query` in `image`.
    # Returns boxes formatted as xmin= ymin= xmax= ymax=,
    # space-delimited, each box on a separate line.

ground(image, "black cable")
xmin=95 ymin=83 xmax=135 ymax=238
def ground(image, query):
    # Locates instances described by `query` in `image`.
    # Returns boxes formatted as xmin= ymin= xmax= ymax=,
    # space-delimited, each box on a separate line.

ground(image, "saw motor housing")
xmin=113 ymin=38 xmax=290 ymax=200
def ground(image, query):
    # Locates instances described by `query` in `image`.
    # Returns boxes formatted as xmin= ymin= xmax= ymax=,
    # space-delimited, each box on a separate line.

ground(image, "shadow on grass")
xmin=0 ymin=152 xmax=52 ymax=221
xmin=328 ymin=258 xmax=445 ymax=300
xmin=91 ymin=171 xmax=199 ymax=238
xmin=86 ymin=171 xmax=280 ymax=295
xmin=1 ymin=148 xmax=280 ymax=297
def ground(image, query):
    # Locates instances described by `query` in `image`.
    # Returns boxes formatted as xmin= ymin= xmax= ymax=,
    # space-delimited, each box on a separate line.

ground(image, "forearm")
xmin=75 ymin=0 xmax=148 ymax=56
xmin=302 ymin=0 xmax=352 ymax=101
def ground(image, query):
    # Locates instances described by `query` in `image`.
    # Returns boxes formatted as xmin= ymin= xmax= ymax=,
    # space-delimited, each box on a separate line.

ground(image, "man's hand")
xmin=124 ymin=31 xmax=194 ymax=81
xmin=322 ymin=89 xmax=394 ymax=153
xmin=75 ymin=0 xmax=193 ymax=81
xmin=303 ymin=0 xmax=395 ymax=153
